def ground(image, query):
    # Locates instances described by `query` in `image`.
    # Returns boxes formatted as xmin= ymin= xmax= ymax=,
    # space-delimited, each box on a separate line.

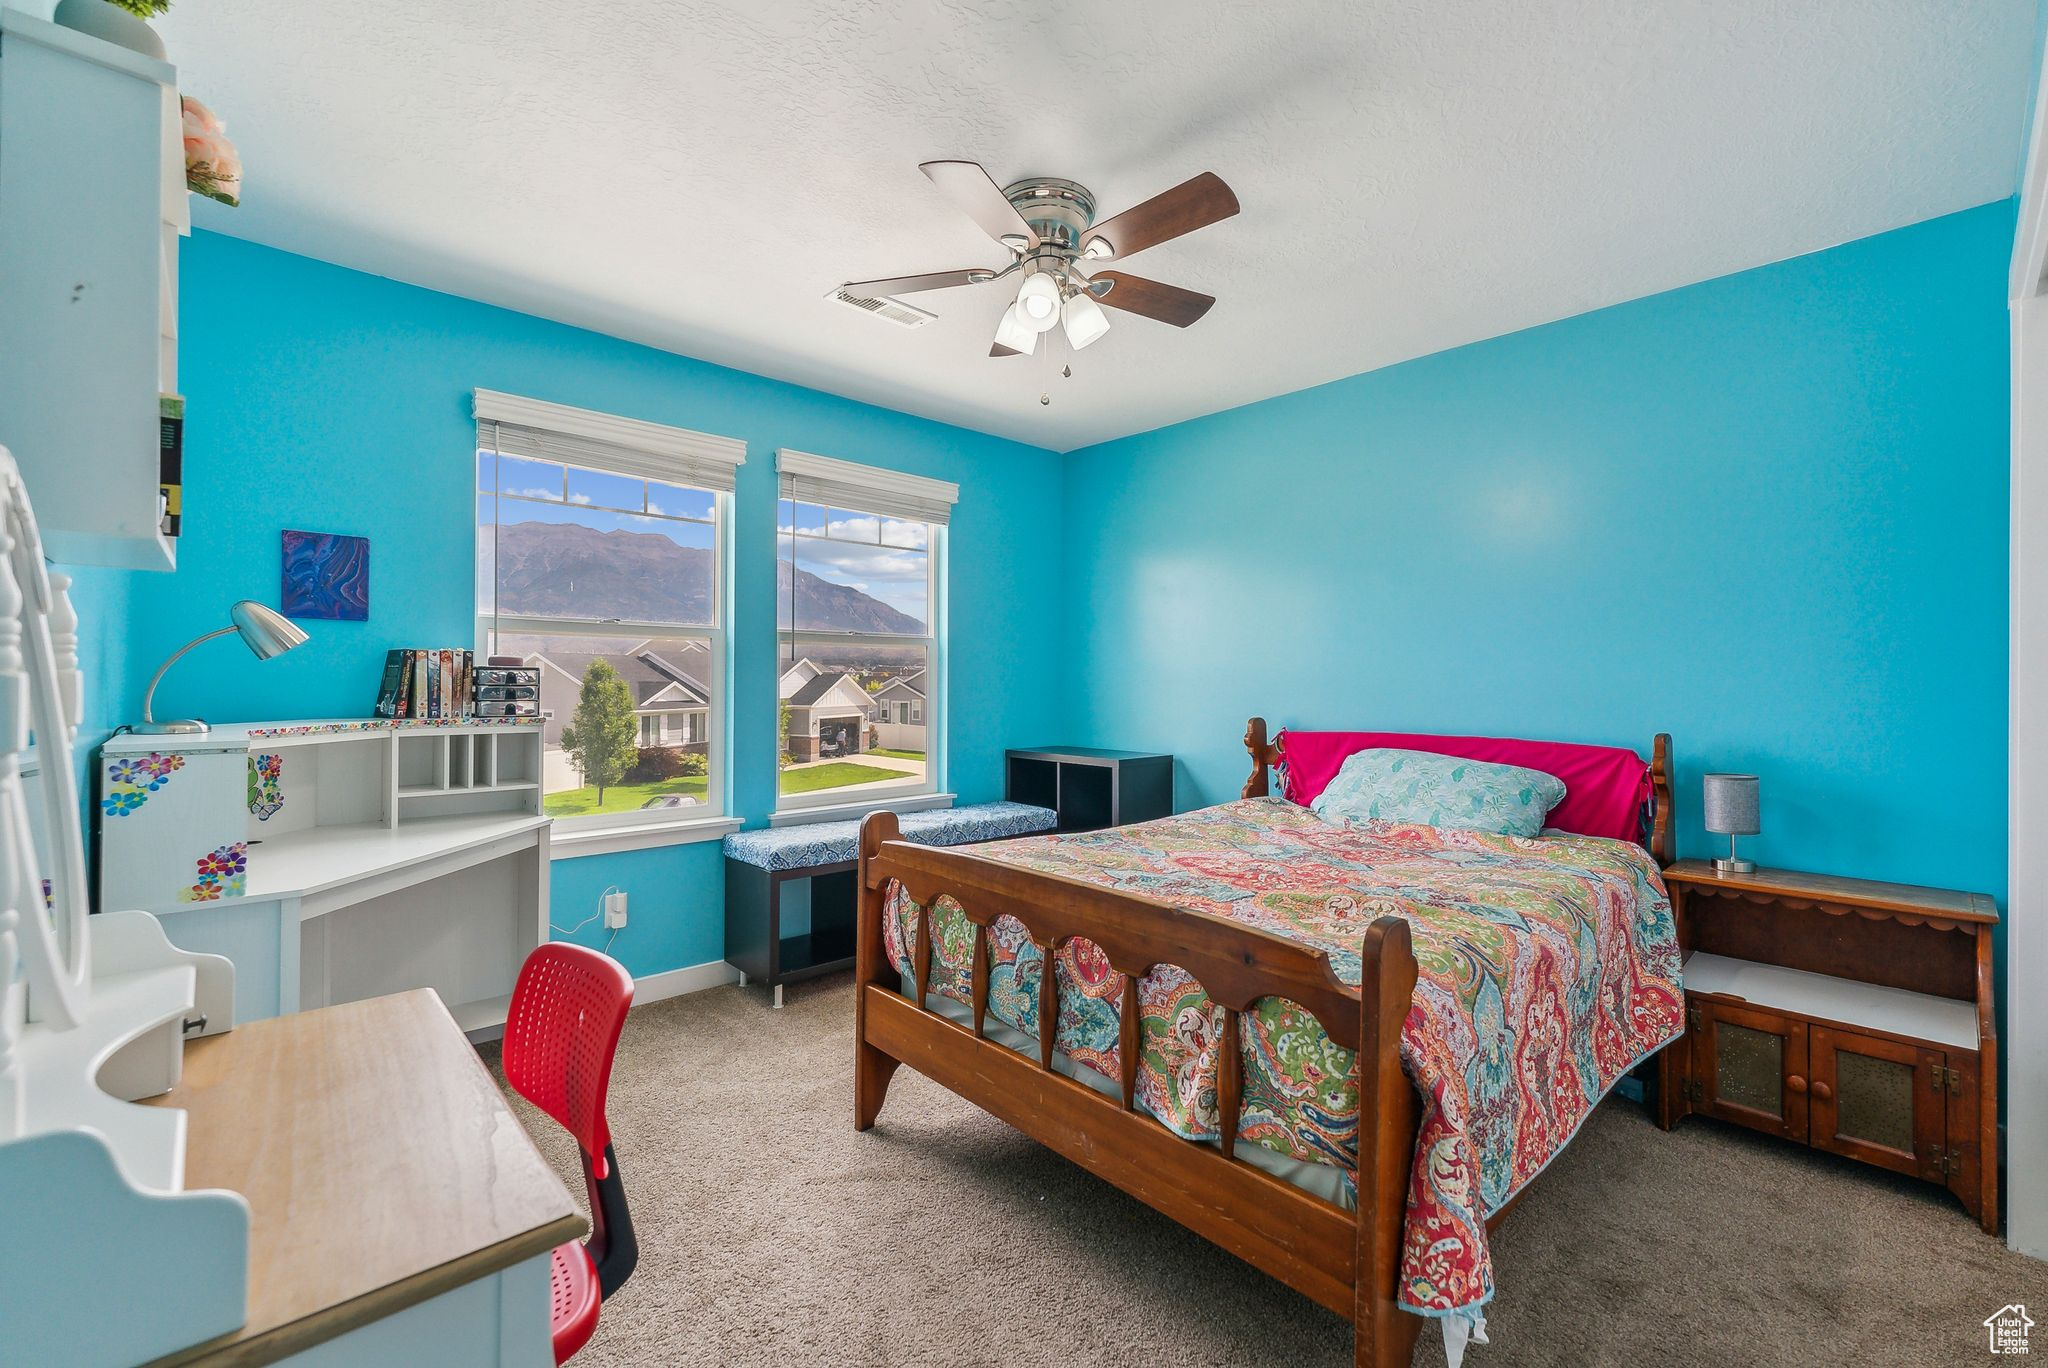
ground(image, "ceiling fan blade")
xmin=839 ymin=268 xmax=994 ymax=297
xmin=1083 ymin=172 xmax=1239 ymax=260
xmin=920 ymin=161 xmax=1039 ymax=249
xmin=1091 ymin=272 xmax=1215 ymax=327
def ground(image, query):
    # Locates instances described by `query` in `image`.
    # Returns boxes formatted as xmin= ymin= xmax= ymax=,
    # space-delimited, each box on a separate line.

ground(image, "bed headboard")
xmin=1240 ymin=717 xmax=1674 ymax=866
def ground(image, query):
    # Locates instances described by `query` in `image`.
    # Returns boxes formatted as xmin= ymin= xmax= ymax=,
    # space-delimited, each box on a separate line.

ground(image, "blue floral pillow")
xmin=1310 ymin=748 xmax=1566 ymax=838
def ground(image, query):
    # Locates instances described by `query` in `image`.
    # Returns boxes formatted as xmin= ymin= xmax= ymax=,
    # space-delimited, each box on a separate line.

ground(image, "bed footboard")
xmin=853 ymin=810 xmax=1427 ymax=1368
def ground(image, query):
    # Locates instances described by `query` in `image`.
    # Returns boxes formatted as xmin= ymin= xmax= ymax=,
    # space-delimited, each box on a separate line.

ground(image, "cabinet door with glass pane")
xmin=1691 ymin=999 xmax=1808 ymax=1141
xmin=1808 ymin=1026 xmax=1946 ymax=1181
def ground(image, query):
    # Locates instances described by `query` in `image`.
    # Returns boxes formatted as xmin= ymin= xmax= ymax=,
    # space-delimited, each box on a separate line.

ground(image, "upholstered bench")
xmin=723 ymin=801 xmax=1057 ymax=1006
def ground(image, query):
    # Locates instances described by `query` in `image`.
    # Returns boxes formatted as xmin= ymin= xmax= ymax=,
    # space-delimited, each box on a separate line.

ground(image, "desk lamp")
xmin=137 ymin=600 xmax=307 ymax=734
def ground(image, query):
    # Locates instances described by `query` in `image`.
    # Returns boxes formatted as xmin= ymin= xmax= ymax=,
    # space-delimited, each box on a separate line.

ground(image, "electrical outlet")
xmin=603 ymin=891 xmax=628 ymax=930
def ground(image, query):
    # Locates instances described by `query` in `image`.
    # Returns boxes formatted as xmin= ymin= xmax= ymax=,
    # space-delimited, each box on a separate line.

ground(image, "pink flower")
xmin=181 ymin=96 xmax=242 ymax=207
xmin=181 ymin=95 xmax=222 ymax=138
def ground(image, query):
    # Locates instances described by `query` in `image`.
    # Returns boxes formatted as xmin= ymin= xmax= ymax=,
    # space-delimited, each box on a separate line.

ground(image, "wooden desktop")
xmin=142 ymin=990 xmax=582 ymax=1366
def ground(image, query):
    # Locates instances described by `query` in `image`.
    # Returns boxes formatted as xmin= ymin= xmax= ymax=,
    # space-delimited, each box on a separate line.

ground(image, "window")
xmin=475 ymin=390 xmax=743 ymax=832
xmin=776 ymin=449 xmax=955 ymax=810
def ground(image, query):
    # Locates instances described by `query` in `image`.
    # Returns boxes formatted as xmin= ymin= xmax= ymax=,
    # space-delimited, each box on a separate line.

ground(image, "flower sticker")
xmin=248 ymin=752 xmax=284 ymax=820
xmin=103 ymin=752 xmax=185 ymax=815
xmin=101 ymin=788 xmax=147 ymax=817
xmin=178 ymin=841 xmax=248 ymax=902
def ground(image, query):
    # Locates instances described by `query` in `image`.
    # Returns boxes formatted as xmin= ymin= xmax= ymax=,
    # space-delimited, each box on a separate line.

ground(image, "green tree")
xmin=560 ymin=659 xmax=637 ymax=804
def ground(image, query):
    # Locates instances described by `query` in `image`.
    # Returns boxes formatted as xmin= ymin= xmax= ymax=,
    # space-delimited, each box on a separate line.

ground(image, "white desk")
xmin=99 ymin=722 xmax=552 ymax=1035
xmin=156 ymin=814 xmax=550 ymax=1034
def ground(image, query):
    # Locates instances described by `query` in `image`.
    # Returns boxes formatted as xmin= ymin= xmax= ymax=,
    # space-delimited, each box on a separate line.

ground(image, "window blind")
xmin=777 ymin=449 xmax=958 ymax=527
xmin=474 ymin=389 xmax=745 ymax=492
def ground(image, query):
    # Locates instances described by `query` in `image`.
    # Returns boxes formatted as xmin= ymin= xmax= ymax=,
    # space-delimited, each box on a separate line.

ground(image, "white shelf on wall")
xmin=0 ymin=11 xmax=186 ymax=571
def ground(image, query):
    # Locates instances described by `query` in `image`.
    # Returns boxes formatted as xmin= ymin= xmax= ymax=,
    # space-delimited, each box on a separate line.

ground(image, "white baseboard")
xmin=631 ymin=958 xmax=741 ymax=1007
xmin=465 ymin=959 xmax=738 ymax=1045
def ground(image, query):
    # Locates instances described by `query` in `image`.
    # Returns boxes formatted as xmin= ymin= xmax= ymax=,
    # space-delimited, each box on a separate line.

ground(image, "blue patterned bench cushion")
xmin=723 ymin=801 xmax=1058 ymax=872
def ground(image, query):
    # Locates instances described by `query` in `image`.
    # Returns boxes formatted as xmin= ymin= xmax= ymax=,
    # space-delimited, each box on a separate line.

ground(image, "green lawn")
xmin=545 ymin=775 xmax=708 ymax=817
xmin=779 ymin=762 xmax=906 ymax=795
xmin=871 ymin=748 xmax=926 ymax=761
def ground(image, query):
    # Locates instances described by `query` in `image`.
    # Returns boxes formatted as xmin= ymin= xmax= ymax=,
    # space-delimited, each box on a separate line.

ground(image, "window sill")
xmin=769 ymin=792 xmax=955 ymax=828
xmin=550 ymin=814 xmax=742 ymax=859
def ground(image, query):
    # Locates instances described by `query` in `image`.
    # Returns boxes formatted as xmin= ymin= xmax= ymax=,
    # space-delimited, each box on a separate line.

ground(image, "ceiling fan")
xmin=838 ymin=161 xmax=1239 ymax=359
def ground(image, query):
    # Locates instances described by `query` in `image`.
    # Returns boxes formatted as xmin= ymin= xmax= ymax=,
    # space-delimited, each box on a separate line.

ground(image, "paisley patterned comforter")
xmin=880 ymin=796 xmax=1683 ymax=1319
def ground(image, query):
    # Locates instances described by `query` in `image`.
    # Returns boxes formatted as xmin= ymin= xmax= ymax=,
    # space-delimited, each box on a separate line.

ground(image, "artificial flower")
xmin=181 ymin=95 xmax=242 ymax=207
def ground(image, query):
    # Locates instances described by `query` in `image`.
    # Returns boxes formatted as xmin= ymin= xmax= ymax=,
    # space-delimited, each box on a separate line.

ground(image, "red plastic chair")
xmin=503 ymin=943 xmax=639 ymax=1364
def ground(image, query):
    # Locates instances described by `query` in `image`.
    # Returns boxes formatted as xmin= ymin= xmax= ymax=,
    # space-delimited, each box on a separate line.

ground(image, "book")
xmin=158 ymin=395 xmax=184 ymax=538
xmin=373 ymin=649 xmax=407 ymax=717
xmin=373 ymin=647 xmax=493 ymax=721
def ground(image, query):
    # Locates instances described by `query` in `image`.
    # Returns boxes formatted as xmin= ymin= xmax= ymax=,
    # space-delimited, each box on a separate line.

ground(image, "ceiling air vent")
xmin=828 ymin=288 xmax=938 ymax=328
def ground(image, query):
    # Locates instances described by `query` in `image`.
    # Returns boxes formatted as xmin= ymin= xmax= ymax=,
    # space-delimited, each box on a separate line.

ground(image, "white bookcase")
xmin=98 ymin=720 xmax=551 ymax=1034
xmin=0 ymin=10 xmax=188 ymax=571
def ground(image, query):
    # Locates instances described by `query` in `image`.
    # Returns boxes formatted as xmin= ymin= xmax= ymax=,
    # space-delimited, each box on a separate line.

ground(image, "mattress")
xmin=881 ymin=795 xmax=1684 ymax=1326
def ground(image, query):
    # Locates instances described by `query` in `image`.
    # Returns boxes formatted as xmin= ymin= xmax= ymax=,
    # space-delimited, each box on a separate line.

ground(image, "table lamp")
xmin=137 ymin=600 xmax=308 ymax=734
xmin=1703 ymin=773 xmax=1760 ymax=875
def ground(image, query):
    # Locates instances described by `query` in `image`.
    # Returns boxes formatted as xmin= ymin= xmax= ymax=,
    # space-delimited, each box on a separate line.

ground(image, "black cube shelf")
xmin=1004 ymin=746 xmax=1173 ymax=833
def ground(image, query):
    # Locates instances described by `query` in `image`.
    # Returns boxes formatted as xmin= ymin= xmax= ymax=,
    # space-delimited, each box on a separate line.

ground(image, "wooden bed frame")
xmin=854 ymin=719 xmax=1674 ymax=1368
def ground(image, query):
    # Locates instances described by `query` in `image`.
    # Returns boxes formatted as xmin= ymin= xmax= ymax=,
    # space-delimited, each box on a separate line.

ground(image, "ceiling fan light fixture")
xmin=1016 ymin=271 xmax=1062 ymax=330
xmin=1061 ymin=289 xmax=1110 ymax=350
xmin=994 ymin=303 xmax=1039 ymax=356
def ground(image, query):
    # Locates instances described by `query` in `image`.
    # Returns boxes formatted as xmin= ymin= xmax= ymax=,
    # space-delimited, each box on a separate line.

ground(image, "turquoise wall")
xmin=1061 ymin=202 xmax=2013 ymax=907
xmin=80 ymin=229 xmax=1064 ymax=977
xmin=66 ymin=203 xmax=2015 ymax=980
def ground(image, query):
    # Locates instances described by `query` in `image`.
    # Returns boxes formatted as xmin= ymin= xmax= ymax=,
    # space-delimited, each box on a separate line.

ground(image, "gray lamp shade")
xmin=1702 ymin=773 xmax=1760 ymax=836
xmin=229 ymin=599 xmax=308 ymax=659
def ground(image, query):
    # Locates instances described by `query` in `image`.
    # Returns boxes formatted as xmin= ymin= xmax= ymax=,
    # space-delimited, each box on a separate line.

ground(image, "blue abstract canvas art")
xmin=281 ymin=529 xmax=369 ymax=621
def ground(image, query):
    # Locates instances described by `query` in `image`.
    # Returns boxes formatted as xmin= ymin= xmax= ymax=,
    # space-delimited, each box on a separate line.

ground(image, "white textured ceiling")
xmin=153 ymin=1 xmax=2037 ymax=452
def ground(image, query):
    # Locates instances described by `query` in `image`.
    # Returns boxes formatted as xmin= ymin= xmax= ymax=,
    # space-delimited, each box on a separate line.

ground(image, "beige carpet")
xmin=488 ymin=977 xmax=2048 ymax=1367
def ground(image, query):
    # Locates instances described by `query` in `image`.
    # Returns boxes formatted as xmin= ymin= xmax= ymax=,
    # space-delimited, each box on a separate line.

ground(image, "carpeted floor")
xmin=487 ymin=976 xmax=2048 ymax=1366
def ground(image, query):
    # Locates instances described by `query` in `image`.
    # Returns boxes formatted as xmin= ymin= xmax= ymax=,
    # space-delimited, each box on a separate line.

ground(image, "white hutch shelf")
xmin=0 ymin=10 xmax=188 ymax=571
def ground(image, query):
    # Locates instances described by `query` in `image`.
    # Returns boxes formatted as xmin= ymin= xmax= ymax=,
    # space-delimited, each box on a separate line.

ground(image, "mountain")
xmin=777 ymin=565 xmax=926 ymax=634
xmin=493 ymin=520 xmax=923 ymax=633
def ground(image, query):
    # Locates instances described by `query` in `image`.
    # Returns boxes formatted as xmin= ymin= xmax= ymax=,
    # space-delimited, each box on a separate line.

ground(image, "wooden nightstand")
xmin=1655 ymin=860 xmax=1999 ymax=1233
